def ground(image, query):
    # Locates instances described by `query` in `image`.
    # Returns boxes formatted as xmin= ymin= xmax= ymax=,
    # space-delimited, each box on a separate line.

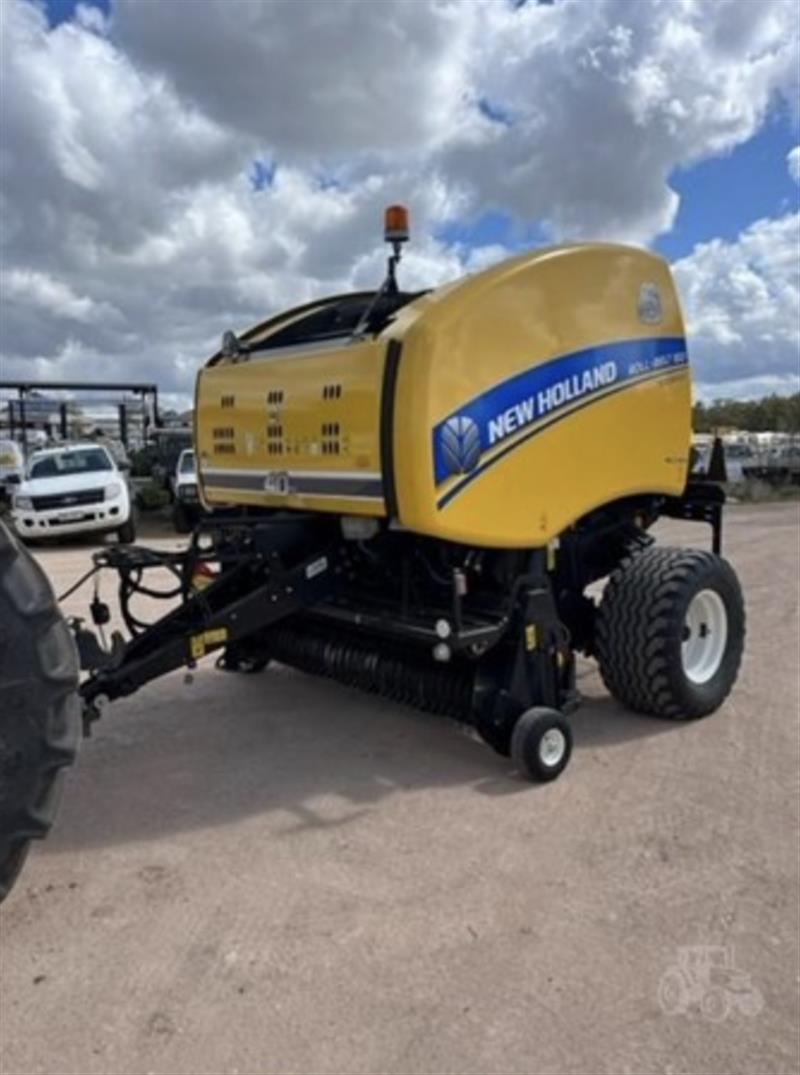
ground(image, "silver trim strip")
xmin=202 ymin=468 xmax=384 ymax=499
xmin=202 ymin=467 xmax=381 ymax=481
xmin=206 ymin=487 xmax=385 ymax=503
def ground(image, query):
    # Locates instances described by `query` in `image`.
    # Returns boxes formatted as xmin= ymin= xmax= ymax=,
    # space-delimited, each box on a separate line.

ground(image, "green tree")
xmin=692 ymin=394 xmax=800 ymax=433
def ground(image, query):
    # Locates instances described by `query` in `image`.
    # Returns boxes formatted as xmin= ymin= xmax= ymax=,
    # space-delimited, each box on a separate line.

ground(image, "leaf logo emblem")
xmin=440 ymin=416 xmax=482 ymax=475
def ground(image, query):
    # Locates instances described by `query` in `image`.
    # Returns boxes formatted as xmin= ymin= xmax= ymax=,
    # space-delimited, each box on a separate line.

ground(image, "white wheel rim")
xmin=681 ymin=589 xmax=728 ymax=684
xmin=539 ymin=727 xmax=566 ymax=767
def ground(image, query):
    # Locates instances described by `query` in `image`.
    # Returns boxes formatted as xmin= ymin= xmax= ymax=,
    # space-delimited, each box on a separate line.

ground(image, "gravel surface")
xmin=1 ymin=503 xmax=798 ymax=1075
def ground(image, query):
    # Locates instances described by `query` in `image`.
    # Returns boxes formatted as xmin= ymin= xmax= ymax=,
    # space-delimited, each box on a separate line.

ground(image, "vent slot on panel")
xmin=212 ymin=426 xmax=236 ymax=455
xmin=266 ymin=389 xmax=285 ymax=455
xmin=267 ymin=422 xmax=284 ymax=456
xmin=321 ymin=421 xmax=341 ymax=456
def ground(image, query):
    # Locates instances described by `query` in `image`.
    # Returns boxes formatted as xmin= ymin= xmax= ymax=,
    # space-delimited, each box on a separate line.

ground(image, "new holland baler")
xmin=0 ymin=208 xmax=744 ymax=900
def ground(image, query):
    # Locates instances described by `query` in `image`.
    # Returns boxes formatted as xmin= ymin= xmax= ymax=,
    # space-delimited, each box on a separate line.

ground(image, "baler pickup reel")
xmin=67 ymin=512 xmax=580 ymax=780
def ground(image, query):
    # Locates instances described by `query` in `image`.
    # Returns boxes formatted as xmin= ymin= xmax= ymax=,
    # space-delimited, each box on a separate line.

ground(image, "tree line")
xmin=693 ymin=394 xmax=800 ymax=433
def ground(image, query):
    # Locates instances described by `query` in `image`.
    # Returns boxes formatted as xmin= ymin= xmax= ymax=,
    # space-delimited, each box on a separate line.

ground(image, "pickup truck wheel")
xmin=0 ymin=521 xmax=80 ymax=902
xmin=117 ymin=517 xmax=136 ymax=544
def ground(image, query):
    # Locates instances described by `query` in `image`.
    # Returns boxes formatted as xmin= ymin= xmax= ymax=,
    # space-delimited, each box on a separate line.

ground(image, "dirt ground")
xmin=1 ymin=503 xmax=798 ymax=1075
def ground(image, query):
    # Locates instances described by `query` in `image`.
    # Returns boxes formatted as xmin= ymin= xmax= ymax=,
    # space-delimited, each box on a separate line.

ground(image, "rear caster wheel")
xmin=510 ymin=707 xmax=572 ymax=782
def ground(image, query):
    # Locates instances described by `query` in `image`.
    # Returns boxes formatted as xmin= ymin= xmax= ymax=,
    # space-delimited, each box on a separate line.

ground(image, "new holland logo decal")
xmin=432 ymin=336 xmax=688 ymax=507
xmin=439 ymin=415 xmax=482 ymax=477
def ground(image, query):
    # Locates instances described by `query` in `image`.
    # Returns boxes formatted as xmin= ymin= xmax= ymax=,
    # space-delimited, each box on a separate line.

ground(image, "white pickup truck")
xmin=11 ymin=442 xmax=135 ymax=543
xmin=171 ymin=448 xmax=203 ymax=533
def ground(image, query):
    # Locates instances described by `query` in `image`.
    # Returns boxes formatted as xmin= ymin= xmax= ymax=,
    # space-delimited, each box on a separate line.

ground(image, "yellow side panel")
xmin=392 ymin=244 xmax=692 ymax=547
xmin=196 ymin=339 xmax=387 ymax=517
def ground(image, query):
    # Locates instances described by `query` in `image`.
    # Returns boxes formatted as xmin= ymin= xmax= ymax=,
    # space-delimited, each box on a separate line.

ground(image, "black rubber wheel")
xmin=171 ymin=503 xmax=192 ymax=535
xmin=510 ymin=708 xmax=572 ymax=782
xmin=596 ymin=546 xmax=745 ymax=719
xmin=0 ymin=521 xmax=80 ymax=902
xmin=117 ymin=516 xmax=136 ymax=544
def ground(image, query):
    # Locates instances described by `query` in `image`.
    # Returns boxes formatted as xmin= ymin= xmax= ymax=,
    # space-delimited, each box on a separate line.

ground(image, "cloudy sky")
xmin=1 ymin=0 xmax=798 ymax=409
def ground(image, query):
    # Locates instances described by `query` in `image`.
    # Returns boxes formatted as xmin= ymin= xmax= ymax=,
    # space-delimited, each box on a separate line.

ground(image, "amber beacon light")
xmin=384 ymin=204 xmax=410 ymax=244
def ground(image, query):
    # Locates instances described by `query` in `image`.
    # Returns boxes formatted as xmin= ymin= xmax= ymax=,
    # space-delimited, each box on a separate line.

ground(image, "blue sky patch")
xmin=656 ymin=111 xmax=799 ymax=260
xmin=44 ymin=0 xmax=110 ymax=27
xmin=437 ymin=211 xmax=551 ymax=253
xmin=249 ymin=159 xmax=277 ymax=191
xmin=478 ymin=97 xmax=513 ymax=127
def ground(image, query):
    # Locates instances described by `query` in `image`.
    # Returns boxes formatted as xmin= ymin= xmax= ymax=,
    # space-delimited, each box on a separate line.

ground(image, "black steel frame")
xmin=72 ymin=479 xmax=725 ymax=745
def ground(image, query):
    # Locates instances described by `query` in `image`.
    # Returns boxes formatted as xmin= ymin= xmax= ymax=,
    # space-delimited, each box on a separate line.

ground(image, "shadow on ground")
xmin=44 ymin=659 xmax=680 ymax=854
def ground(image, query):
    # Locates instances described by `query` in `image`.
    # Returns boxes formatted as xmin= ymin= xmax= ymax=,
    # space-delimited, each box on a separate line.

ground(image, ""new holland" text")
xmin=487 ymin=360 xmax=618 ymax=446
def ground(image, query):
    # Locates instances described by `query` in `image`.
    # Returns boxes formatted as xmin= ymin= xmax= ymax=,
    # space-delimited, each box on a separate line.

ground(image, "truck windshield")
xmin=29 ymin=448 xmax=113 ymax=479
xmin=179 ymin=451 xmax=195 ymax=473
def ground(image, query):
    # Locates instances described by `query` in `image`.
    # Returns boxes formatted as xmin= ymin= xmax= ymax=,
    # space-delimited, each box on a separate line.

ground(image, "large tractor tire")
xmin=596 ymin=546 xmax=745 ymax=719
xmin=0 ymin=521 xmax=80 ymax=902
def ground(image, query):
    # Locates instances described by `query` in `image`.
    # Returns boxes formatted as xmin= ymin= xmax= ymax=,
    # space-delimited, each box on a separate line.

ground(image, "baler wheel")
xmin=510 ymin=708 xmax=573 ymax=782
xmin=596 ymin=546 xmax=745 ymax=719
xmin=0 ymin=521 xmax=80 ymax=902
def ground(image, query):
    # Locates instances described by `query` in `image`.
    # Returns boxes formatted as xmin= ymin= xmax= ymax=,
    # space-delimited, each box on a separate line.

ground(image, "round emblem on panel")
xmin=439 ymin=415 xmax=482 ymax=476
xmin=638 ymin=281 xmax=663 ymax=324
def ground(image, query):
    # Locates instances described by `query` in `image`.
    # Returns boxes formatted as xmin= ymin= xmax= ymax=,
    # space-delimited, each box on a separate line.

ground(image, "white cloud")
xmin=446 ymin=0 xmax=798 ymax=241
xmin=673 ymin=212 xmax=800 ymax=393
xmin=0 ymin=0 xmax=798 ymax=405
xmin=110 ymin=0 xmax=799 ymax=243
xmin=789 ymin=146 xmax=800 ymax=183
xmin=112 ymin=0 xmax=482 ymax=158
xmin=2 ymin=269 xmax=121 ymax=324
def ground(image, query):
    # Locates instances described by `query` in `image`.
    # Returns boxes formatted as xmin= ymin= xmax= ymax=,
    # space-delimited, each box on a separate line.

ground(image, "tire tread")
xmin=596 ymin=545 xmax=744 ymax=719
xmin=0 ymin=523 xmax=80 ymax=901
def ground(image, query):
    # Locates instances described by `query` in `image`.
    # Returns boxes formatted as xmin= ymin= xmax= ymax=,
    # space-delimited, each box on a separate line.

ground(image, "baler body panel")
xmin=197 ymin=338 xmax=388 ymax=517
xmin=393 ymin=244 xmax=691 ymax=546
xmin=196 ymin=243 xmax=691 ymax=545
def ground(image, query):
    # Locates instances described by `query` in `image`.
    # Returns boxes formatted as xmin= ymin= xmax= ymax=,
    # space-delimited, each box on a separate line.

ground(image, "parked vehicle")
xmin=741 ymin=444 xmax=800 ymax=487
xmin=11 ymin=442 xmax=135 ymax=543
xmin=0 ymin=439 xmax=25 ymax=502
xmin=171 ymin=448 xmax=202 ymax=533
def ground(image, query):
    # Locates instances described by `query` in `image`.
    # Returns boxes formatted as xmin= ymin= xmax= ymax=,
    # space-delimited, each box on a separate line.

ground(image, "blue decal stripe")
xmin=432 ymin=336 xmax=687 ymax=488
xmin=436 ymin=363 xmax=687 ymax=510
